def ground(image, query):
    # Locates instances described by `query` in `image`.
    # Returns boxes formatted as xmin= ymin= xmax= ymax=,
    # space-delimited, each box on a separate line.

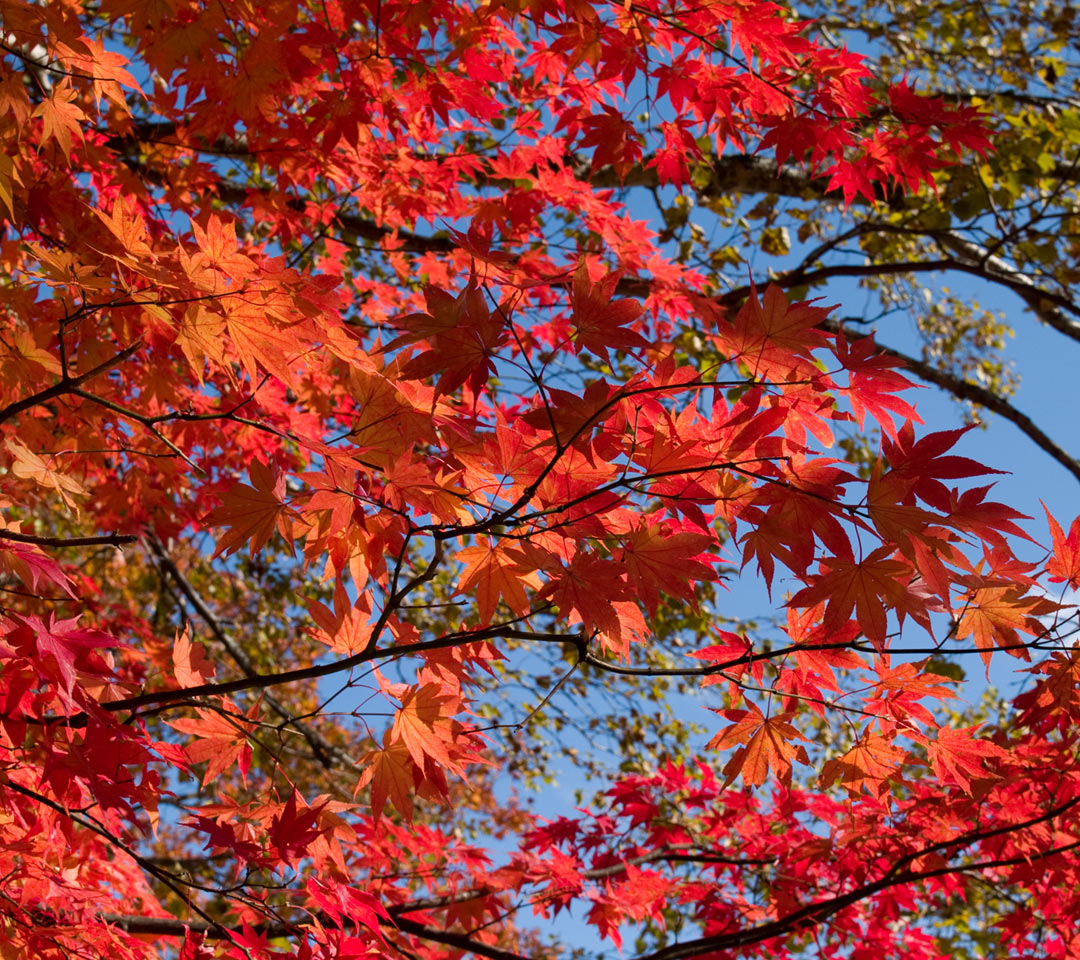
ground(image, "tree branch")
xmin=0 ymin=341 xmax=142 ymax=426
xmin=0 ymin=529 xmax=137 ymax=548
xmin=145 ymin=534 xmax=348 ymax=774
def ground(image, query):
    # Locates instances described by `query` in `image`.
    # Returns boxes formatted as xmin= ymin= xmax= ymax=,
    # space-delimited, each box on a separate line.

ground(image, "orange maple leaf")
xmin=6 ymin=438 xmax=86 ymax=514
xmin=1044 ymin=503 xmax=1080 ymax=590
xmin=382 ymin=454 xmax=471 ymax=525
xmin=91 ymin=196 xmax=155 ymax=262
xmin=391 ymin=683 xmax=464 ymax=775
xmin=356 ymin=734 xmax=417 ymax=821
xmin=707 ymin=702 xmax=809 ymax=788
xmin=866 ymin=465 xmax=939 ymax=545
xmin=62 ymin=36 xmax=142 ymax=109
xmin=175 ymin=304 xmax=228 ymax=381
xmin=820 ymin=730 xmax=908 ymax=795
xmin=223 ymin=297 xmax=305 ymax=386
xmin=456 ymin=538 xmax=542 ymax=624
xmin=172 ymin=626 xmax=216 ymax=689
xmin=955 ymin=584 xmax=1063 ymax=673
xmin=32 ymin=82 xmax=85 ymax=162
xmin=205 ymin=459 xmax=294 ymax=558
xmin=868 ymin=656 xmax=957 ymax=725
xmin=168 ymin=698 xmax=257 ymax=785
xmin=306 ymin=582 xmax=373 ymax=656
xmin=305 ymin=796 xmax=358 ymax=874
xmin=190 ymin=215 xmax=258 ymax=283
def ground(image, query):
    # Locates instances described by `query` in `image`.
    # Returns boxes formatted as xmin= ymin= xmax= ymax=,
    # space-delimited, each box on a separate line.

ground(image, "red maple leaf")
xmin=168 ymin=698 xmax=258 ymax=785
xmin=387 ymin=281 xmax=508 ymax=398
xmin=1044 ymin=503 xmax=1080 ymax=589
xmin=567 ymin=261 xmax=648 ymax=360
xmin=787 ymin=546 xmax=930 ymax=650
xmin=269 ymin=790 xmax=326 ymax=866
xmin=722 ymin=282 xmax=833 ymax=380
xmin=622 ymin=522 xmax=716 ymax=615
xmin=927 ymin=724 xmax=1007 ymax=794
xmin=306 ymin=877 xmax=389 ymax=939
xmin=834 ymin=334 xmax=920 ymax=439
xmin=7 ymin=612 xmax=115 ymax=695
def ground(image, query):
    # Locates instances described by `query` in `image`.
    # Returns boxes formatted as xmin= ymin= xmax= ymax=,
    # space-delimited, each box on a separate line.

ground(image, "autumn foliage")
xmin=2 ymin=0 xmax=1080 ymax=958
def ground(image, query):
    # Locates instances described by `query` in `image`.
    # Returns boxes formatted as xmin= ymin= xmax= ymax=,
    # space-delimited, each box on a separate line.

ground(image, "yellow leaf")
xmin=0 ymin=153 xmax=21 ymax=220
xmin=6 ymin=438 xmax=86 ymax=513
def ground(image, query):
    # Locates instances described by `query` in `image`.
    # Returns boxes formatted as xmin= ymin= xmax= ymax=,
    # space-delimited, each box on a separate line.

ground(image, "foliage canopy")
xmin=2 ymin=1 xmax=1080 ymax=959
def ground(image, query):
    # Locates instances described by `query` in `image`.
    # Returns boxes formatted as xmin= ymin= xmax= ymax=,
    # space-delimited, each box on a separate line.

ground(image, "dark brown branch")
xmin=98 ymin=912 xmax=533 ymax=960
xmin=31 ymin=544 xmax=461 ymax=724
xmin=934 ymin=231 xmax=1080 ymax=341
xmin=117 ymin=134 xmax=1080 ymax=356
xmin=881 ymin=793 xmax=1080 ymax=883
xmin=96 ymin=847 xmax=769 ymax=941
xmin=0 ymin=341 xmax=142 ymax=426
xmin=640 ymin=269 xmax=1080 ymax=483
xmin=0 ymin=529 xmax=137 ymax=548
xmin=145 ymin=535 xmax=344 ymax=773
xmin=179 ymin=174 xmax=455 ymax=256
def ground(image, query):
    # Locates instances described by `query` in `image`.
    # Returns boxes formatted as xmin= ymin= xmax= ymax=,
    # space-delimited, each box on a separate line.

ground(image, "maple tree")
xmin=3 ymin=1 xmax=1080 ymax=959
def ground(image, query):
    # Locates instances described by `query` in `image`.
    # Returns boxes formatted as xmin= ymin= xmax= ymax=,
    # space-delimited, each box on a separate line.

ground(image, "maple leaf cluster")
xmin=0 ymin=1 xmax=1077 ymax=960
